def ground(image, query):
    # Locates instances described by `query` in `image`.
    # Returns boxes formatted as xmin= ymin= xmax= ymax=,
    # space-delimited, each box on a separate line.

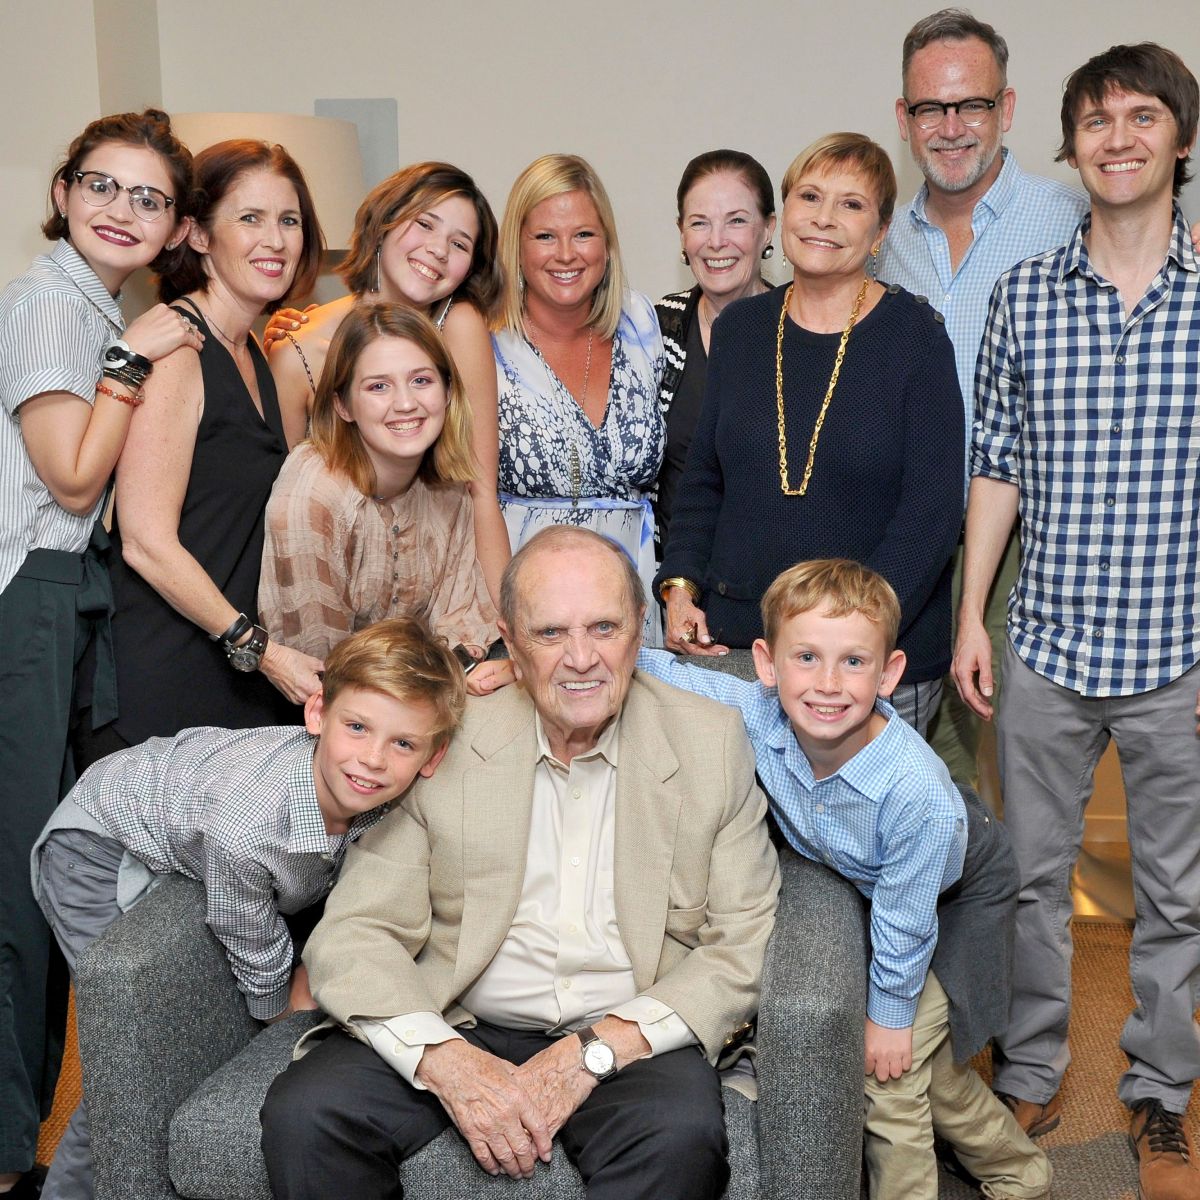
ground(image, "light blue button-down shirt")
xmin=876 ymin=150 xmax=1087 ymax=464
xmin=636 ymin=651 xmax=966 ymax=1029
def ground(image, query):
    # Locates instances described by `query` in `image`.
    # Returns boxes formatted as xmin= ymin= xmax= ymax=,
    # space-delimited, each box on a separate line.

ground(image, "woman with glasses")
xmin=76 ymin=139 xmax=326 ymax=771
xmin=656 ymin=133 xmax=963 ymax=733
xmin=0 ymin=109 xmax=199 ymax=1196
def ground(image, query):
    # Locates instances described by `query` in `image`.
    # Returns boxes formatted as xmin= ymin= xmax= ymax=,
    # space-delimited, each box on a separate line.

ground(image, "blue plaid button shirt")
xmin=972 ymin=206 xmax=1200 ymax=697
xmin=877 ymin=150 xmax=1087 ymax=466
xmin=636 ymin=651 xmax=967 ymax=1029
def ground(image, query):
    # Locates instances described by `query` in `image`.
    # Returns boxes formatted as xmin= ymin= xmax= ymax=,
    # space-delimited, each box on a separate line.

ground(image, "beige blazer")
xmin=304 ymin=670 xmax=780 ymax=1062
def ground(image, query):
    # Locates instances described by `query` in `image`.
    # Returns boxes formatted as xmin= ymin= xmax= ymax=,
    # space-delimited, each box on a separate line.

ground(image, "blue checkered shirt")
xmin=877 ymin=151 xmax=1087 ymax=467
xmin=972 ymin=207 xmax=1200 ymax=697
xmin=636 ymin=651 xmax=966 ymax=1029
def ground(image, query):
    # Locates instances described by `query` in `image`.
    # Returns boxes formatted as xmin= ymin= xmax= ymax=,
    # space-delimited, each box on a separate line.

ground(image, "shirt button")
xmin=815 ymin=803 xmax=825 ymax=814
xmin=568 ymin=923 xmax=578 ymax=934
xmin=404 ymin=1028 xmax=416 ymax=1039
xmin=1100 ymin=560 xmax=1109 ymax=571
xmin=1105 ymin=496 xmax=1115 ymax=507
xmin=392 ymin=1044 xmax=405 ymax=1056
xmin=572 ymin=787 xmax=581 ymax=799
xmin=392 ymin=525 xmax=400 ymax=534
xmin=1094 ymin=629 xmax=1103 ymax=638
xmin=717 ymin=581 xmax=727 ymax=596
xmin=570 ymin=855 xmax=581 ymax=867
xmin=562 ymin=978 xmax=573 ymax=990
xmin=1111 ymin=423 xmax=1121 ymax=434
xmin=1115 ymin=355 xmax=1125 ymax=364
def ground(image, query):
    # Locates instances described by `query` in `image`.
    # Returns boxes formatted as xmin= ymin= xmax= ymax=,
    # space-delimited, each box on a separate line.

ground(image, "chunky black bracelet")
xmin=213 ymin=612 xmax=253 ymax=647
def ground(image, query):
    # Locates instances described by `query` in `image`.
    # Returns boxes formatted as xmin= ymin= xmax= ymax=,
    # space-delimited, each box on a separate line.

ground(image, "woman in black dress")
xmin=78 ymin=139 xmax=325 ymax=762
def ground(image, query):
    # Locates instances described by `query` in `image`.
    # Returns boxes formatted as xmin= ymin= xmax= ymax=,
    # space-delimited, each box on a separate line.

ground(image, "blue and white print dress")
xmin=493 ymin=290 xmax=665 ymax=643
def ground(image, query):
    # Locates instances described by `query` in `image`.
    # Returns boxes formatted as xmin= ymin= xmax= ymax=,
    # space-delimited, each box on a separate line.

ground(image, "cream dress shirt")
xmin=355 ymin=712 xmax=694 ymax=1086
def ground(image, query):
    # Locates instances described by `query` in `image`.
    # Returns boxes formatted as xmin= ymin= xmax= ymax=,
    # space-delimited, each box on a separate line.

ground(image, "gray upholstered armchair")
xmin=75 ymin=847 xmax=868 ymax=1200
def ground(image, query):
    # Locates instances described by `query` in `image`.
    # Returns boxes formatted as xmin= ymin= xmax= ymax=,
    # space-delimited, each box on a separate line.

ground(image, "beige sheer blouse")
xmin=260 ymin=444 xmax=498 ymax=659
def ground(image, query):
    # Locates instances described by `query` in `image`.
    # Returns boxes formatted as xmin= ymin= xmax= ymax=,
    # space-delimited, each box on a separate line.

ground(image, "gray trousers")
xmin=35 ymin=828 xmax=129 ymax=1200
xmin=992 ymin=642 xmax=1200 ymax=1113
xmin=890 ymin=678 xmax=944 ymax=740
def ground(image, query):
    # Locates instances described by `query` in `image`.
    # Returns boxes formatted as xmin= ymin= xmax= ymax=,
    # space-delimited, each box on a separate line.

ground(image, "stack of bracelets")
xmin=97 ymin=339 xmax=153 ymax=406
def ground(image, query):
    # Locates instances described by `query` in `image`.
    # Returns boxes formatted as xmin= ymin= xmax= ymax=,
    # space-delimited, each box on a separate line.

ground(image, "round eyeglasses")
xmin=905 ymin=95 xmax=1001 ymax=131
xmin=72 ymin=171 xmax=175 ymax=221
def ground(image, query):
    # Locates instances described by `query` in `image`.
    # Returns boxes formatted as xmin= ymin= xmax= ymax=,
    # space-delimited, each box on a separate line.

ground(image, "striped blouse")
xmin=0 ymin=239 xmax=122 ymax=592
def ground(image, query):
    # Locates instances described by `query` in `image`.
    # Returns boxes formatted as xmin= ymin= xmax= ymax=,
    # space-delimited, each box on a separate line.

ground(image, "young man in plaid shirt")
xmin=953 ymin=42 xmax=1200 ymax=1200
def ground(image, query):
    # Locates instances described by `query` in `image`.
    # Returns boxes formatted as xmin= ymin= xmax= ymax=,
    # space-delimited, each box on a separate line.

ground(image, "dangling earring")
xmin=371 ymin=246 xmax=382 ymax=293
xmin=761 ymin=245 xmax=774 ymax=260
xmin=680 ymin=249 xmax=689 ymax=266
xmin=518 ymin=271 xmax=526 ymax=295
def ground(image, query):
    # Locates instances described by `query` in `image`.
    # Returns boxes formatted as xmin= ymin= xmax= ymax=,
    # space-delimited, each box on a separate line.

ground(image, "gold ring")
xmin=678 ymin=625 xmax=696 ymax=644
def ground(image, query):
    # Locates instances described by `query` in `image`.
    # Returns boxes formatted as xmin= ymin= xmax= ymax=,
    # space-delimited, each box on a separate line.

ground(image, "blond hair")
xmin=321 ymin=617 xmax=466 ymax=745
xmin=760 ymin=559 xmax=900 ymax=651
xmin=308 ymin=302 xmax=476 ymax=496
xmin=780 ymin=133 xmax=897 ymax=225
xmin=497 ymin=154 xmax=627 ymax=339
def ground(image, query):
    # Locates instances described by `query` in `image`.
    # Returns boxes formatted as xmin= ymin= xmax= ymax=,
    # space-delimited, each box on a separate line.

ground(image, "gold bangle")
xmin=95 ymin=381 xmax=143 ymax=408
xmin=659 ymin=577 xmax=700 ymax=604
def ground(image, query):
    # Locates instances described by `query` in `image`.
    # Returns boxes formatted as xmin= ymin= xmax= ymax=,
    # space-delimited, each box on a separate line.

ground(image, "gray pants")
xmin=35 ymin=829 xmax=128 ymax=1200
xmin=992 ymin=642 xmax=1200 ymax=1113
xmin=890 ymin=678 xmax=944 ymax=740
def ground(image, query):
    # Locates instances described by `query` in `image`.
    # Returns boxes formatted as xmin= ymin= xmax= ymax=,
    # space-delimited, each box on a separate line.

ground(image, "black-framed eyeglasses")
xmin=71 ymin=171 xmax=175 ymax=221
xmin=905 ymin=93 xmax=1002 ymax=131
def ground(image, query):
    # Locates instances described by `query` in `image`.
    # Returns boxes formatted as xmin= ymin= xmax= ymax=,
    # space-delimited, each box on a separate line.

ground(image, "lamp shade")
xmin=171 ymin=112 xmax=365 ymax=250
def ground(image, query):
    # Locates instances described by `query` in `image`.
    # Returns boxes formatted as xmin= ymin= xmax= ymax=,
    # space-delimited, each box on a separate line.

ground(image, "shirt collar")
xmin=910 ymin=147 xmax=1019 ymax=226
xmin=48 ymin=238 xmax=124 ymax=329
xmin=535 ymin=710 xmax=622 ymax=769
xmin=1060 ymin=204 xmax=1197 ymax=282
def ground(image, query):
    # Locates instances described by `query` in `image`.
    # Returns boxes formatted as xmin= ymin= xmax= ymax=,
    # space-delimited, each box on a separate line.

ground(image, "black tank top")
xmin=107 ymin=300 xmax=294 ymax=742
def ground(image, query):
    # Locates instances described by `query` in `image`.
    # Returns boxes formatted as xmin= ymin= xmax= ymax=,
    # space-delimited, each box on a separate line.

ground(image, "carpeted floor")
xmin=36 ymin=923 xmax=1199 ymax=1197
xmin=938 ymin=920 xmax=1200 ymax=1199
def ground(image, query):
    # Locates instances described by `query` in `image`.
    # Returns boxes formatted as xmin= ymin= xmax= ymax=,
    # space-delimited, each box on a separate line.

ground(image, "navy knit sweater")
xmin=657 ymin=282 xmax=964 ymax=681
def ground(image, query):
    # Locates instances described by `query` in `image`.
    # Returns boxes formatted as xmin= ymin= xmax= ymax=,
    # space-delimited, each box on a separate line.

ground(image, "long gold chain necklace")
xmin=776 ymin=278 xmax=870 ymax=496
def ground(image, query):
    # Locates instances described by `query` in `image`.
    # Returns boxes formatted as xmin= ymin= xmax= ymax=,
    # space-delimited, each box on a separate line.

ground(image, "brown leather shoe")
xmin=1130 ymin=1099 xmax=1200 ymax=1200
xmin=995 ymin=1090 xmax=1063 ymax=1138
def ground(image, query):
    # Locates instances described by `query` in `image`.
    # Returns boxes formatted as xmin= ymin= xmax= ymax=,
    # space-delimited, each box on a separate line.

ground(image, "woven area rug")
xmin=939 ymin=920 xmax=1200 ymax=1199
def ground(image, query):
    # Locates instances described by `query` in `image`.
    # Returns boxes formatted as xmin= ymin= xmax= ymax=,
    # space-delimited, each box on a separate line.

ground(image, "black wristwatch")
xmin=577 ymin=1025 xmax=617 ymax=1081
xmin=103 ymin=340 xmax=154 ymax=388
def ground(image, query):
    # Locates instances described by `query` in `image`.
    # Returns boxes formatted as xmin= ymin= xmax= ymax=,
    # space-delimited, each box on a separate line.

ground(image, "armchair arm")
xmin=75 ymin=874 xmax=260 ymax=1200
xmin=756 ymin=849 xmax=868 ymax=1200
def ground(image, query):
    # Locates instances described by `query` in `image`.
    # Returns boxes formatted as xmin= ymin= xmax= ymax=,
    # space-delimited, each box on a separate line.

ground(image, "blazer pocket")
xmin=665 ymin=901 xmax=708 ymax=947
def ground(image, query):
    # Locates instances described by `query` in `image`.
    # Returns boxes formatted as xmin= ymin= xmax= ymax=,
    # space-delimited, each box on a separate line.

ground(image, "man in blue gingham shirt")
xmin=954 ymin=42 xmax=1200 ymax=1170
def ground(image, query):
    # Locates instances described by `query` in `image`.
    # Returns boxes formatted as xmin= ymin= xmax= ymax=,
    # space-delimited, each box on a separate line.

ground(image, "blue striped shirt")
xmin=877 ymin=151 xmax=1087 ymax=466
xmin=972 ymin=207 xmax=1200 ymax=697
xmin=636 ymin=650 xmax=966 ymax=1029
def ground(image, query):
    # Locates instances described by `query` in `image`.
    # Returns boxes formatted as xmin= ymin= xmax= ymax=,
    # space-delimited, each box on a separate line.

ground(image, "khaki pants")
xmin=863 ymin=972 xmax=1050 ymax=1200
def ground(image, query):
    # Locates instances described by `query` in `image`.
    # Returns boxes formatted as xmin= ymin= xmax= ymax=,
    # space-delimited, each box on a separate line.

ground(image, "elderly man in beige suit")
xmin=260 ymin=526 xmax=780 ymax=1200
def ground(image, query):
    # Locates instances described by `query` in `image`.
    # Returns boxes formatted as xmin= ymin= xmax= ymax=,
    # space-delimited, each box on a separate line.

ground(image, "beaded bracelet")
xmin=95 ymin=381 xmax=143 ymax=408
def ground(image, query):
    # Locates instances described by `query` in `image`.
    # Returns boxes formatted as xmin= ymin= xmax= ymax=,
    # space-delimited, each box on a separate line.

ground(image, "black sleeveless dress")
xmin=104 ymin=301 xmax=294 ymax=743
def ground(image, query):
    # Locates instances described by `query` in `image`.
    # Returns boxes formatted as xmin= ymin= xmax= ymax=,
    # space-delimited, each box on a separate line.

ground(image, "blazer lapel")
xmin=613 ymin=678 xmax=682 ymax=990
xmin=454 ymin=689 xmax=537 ymax=997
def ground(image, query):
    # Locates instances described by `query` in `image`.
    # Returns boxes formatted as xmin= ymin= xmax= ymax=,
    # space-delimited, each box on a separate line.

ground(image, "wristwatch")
xmin=225 ymin=623 xmax=269 ymax=673
xmin=577 ymin=1025 xmax=617 ymax=1081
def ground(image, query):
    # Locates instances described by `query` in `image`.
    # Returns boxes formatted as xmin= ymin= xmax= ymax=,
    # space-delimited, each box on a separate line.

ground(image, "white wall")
xmin=152 ymin=0 xmax=1200 ymax=300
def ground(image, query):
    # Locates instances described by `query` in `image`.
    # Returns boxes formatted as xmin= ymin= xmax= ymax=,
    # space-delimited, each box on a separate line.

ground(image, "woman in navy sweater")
xmin=655 ymin=133 xmax=963 ymax=733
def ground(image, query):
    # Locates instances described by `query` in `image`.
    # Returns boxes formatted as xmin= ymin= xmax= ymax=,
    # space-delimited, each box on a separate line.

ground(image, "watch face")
xmin=227 ymin=645 xmax=262 ymax=673
xmin=583 ymin=1041 xmax=615 ymax=1077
